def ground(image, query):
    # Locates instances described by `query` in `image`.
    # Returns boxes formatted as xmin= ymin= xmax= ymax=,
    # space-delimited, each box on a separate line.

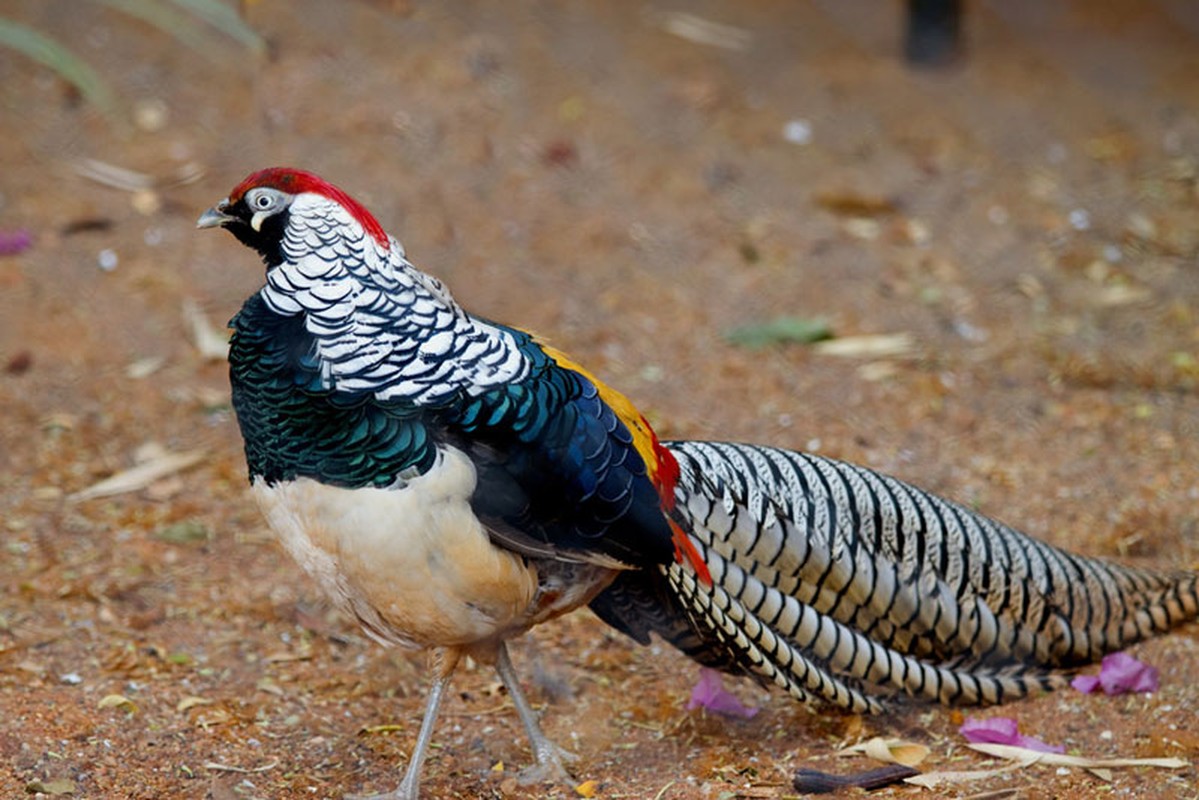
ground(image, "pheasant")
xmin=198 ymin=167 xmax=1198 ymax=799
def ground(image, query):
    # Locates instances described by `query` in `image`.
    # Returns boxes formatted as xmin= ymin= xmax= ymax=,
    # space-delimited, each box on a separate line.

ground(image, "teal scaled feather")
xmin=229 ymin=293 xmax=438 ymax=488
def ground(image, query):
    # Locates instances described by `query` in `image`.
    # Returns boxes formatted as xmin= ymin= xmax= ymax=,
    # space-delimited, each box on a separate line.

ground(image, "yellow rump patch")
xmin=538 ymin=337 xmax=711 ymax=586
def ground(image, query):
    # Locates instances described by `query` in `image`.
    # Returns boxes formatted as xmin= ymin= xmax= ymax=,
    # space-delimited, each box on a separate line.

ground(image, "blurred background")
xmin=1 ymin=2 xmax=1197 ymax=798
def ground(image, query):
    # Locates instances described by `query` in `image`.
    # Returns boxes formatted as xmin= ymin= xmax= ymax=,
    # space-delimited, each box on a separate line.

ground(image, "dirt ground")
xmin=2 ymin=1 xmax=1198 ymax=798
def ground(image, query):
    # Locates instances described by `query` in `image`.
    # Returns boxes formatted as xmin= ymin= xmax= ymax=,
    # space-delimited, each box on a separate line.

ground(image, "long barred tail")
xmin=591 ymin=441 xmax=1198 ymax=710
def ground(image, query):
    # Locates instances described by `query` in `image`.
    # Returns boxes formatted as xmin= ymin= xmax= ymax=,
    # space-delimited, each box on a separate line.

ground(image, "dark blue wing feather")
xmin=447 ymin=327 xmax=674 ymax=567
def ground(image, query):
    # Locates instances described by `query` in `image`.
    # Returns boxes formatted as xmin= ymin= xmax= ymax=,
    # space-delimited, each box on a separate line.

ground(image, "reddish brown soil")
xmin=2 ymin=2 xmax=1197 ymax=798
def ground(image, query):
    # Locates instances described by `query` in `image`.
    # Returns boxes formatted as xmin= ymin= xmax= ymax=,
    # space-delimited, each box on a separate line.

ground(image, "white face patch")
xmin=244 ymin=187 xmax=290 ymax=231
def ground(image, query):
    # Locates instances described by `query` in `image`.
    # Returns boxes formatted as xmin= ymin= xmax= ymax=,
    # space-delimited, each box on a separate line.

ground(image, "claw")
xmin=517 ymin=739 xmax=577 ymax=786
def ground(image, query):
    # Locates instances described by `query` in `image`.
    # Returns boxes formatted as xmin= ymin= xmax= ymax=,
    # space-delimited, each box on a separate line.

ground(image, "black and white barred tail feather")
xmin=593 ymin=441 xmax=1198 ymax=710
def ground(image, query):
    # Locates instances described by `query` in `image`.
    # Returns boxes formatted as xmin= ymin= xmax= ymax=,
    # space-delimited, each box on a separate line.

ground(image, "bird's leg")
xmin=350 ymin=648 xmax=461 ymax=800
xmin=494 ymin=641 xmax=577 ymax=786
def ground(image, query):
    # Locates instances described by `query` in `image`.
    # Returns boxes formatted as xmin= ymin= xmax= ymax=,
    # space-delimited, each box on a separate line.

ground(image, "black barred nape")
xmin=645 ymin=440 xmax=1199 ymax=710
xmin=255 ymin=191 xmax=531 ymax=406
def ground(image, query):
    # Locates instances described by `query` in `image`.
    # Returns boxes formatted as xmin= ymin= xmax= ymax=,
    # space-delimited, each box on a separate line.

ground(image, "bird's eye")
xmin=245 ymin=188 xmax=286 ymax=214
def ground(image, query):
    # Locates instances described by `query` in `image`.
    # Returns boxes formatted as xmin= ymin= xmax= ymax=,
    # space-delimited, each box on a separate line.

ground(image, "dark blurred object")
xmin=541 ymin=139 xmax=579 ymax=169
xmin=905 ymin=0 xmax=962 ymax=67
xmin=5 ymin=350 xmax=33 ymax=375
xmin=61 ymin=218 xmax=114 ymax=237
xmin=794 ymin=764 xmax=921 ymax=793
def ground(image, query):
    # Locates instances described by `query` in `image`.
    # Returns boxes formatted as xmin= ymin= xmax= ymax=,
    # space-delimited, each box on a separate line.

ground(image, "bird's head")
xmin=197 ymin=167 xmax=389 ymax=267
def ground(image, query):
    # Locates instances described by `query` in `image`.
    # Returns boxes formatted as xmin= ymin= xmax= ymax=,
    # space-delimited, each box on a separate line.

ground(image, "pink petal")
xmin=959 ymin=716 xmax=1020 ymax=745
xmin=1073 ymin=652 xmax=1159 ymax=696
xmin=0 ymin=229 xmax=32 ymax=256
xmin=686 ymin=668 xmax=758 ymax=719
xmin=1098 ymin=652 xmax=1159 ymax=695
xmin=959 ymin=716 xmax=1064 ymax=754
xmin=1015 ymin=733 xmax=1067 ymax=754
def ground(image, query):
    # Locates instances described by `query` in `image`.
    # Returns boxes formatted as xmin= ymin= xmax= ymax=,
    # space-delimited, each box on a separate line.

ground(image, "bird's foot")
xmin=344 ymin=770 xmax=422 ymax=800
xmin=515 ymin=741 xmax=578 ymax=786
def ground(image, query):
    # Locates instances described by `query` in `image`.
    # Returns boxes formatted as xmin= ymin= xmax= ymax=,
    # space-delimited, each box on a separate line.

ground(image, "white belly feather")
xmin=251 ymin=446 xmax=541 ymax=650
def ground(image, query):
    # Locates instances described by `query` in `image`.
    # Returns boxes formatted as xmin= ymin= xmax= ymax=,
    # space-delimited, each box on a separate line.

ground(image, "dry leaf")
xmin=651 ymin=11 xmax=751 ymax=50
xmin=70 ymin=157 xmax=204 ymax=191
xmin=575 ymin=778 xmax=600 ymax=797
xmin=904 ymin=759 xmax=1032 ymax=788
xmin=70 ymin=158 xmax=156 ymax=191
xmin=1096 ymin=285 xmax=1152 ymax=307
xmin=815 ymin=190 xmax=899 ymax=218
xmin=814 ymin=333 xmax=915 ymax=359
xmin=204 ymin=761 xmax=278 ymax=774
xmin=25 ymin=779 xmax=76 ymax=795
xmin=909 ymin=741 xmax=1186 ymax=789
xmin=195 ymin=708 xmax=232 ymax=730
xmin=183 ymin=298 xmax=231 ymax=360
xmin=70 ymin=448 xmax=205 ymax=501
xmin=98 ymin=694 xmax=138 ymax=713
xmin=967 ymin=742 xmax=1187 ymax=769
xmin=126 ymin=355 xmax=166 ymax=379
xmin=864 ymin=737 xmax=930 ymax=767
xmin=176 ymin=696 xmax=212 ymax=713
xmin=840 ymin=736 xmax=931 ymax=767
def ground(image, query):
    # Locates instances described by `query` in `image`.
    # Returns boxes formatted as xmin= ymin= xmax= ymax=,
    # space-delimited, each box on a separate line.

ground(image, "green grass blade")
xmin=724 ymin=316 xmax=834 ymax=349
xmin=0 ymin=18 xmax=120 ymax=120
xmin=164 ymin=0 xmax=266 ymax=55
xmin=93 ymin=0 xmax=230 ymax=62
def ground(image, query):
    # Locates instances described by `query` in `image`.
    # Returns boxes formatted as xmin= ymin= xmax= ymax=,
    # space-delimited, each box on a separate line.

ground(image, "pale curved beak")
xmin=196 ymin=200 xmax=233 ymax=229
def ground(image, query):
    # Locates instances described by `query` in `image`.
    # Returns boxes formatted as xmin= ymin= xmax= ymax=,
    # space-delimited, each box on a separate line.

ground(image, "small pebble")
xmin=98 ymin=249 xmax=119 ymax=271
xmin=133 ymin=98 xmax=169 ymax=132
xmin=131 ymin=190 xmax=162 ymax=216
xmin=782 ymin=119 xmax=812 ymax=145
xmin=843 ymin=218 xmax=880 ymax=240
xmin=903 ymin=218 xmax=931 ymax=246
xmin=1068 ymin=208 xmax=1091 ymax=231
